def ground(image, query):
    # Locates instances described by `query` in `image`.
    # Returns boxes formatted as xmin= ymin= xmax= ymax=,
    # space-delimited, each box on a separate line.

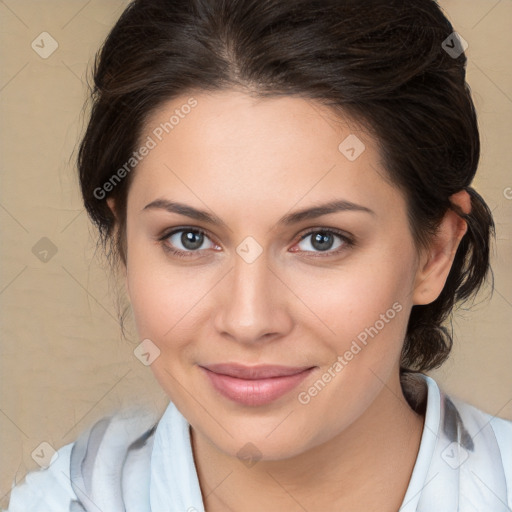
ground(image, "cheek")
xmin=290 ymin=252 xmax=415 ymax=353
xmin=125 ymin=228 xmax=201 ymax=345
xmin=127 ymin=259 xmax=209 ymax=344
xmin=289 ymin=259 xmax=415 ymax=438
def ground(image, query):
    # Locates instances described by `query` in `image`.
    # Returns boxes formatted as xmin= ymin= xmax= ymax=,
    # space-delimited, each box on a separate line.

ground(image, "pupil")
xmin=182 ymin=231 xmax=203 ymax=250
xmin=312 ymin=232 xmax=333 ymax=251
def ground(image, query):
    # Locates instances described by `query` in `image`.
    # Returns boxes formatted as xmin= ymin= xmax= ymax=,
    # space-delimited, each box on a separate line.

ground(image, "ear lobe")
xmin=412 ymin=198 xmax=469 ymax=306
xmin=106 ymin=197 xmax=129 ymax=292
xmin=107 ymin=197 xmax=117 ymax=220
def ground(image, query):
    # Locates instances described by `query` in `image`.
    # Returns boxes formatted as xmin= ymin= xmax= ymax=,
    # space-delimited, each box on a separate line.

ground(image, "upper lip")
xmin=200 ymin=363 xmax=315 ymax=380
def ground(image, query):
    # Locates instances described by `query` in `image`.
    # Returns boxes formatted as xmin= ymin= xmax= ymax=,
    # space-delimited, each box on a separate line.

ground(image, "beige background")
xmin=0 ymin=0 xmax=511 ymax=507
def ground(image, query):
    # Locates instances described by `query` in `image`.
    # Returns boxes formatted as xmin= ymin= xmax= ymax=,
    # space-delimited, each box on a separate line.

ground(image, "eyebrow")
xmin=142 ymin=198 xmax=375 ymax=227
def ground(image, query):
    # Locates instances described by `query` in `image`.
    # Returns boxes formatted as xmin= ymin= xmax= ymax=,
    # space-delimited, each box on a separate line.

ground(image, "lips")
xmin=201 ymin=363 xmax=314 ymax=379
xmin=199 ymin=363 xmax=316 ymax=406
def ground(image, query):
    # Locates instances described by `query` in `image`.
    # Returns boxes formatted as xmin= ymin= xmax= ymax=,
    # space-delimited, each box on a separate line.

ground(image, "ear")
xmin=412 ymin=190 xmax=471 ymax=305
xmin=106 ymin=197 xmax=117 ymax=220
xmin=106 ymin=197 xmax=129 ymax=293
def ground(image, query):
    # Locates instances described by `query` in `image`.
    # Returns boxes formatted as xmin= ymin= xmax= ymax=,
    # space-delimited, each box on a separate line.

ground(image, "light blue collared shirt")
xmin=5 ymin=374 xmax=512 ymax=511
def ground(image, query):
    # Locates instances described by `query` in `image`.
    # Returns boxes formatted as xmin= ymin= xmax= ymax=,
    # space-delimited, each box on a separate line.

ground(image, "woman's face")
xmin=123 ymin=89 xmax=425 ymax=460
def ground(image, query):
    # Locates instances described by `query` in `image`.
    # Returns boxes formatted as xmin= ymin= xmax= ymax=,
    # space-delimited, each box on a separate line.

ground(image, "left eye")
xmin=293 ymin=229 xmax=351 ymax=254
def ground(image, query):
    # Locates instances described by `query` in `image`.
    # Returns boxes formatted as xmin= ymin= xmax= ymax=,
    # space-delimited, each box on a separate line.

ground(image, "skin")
xmin=108 ymin=89 xmax=469 ymax=511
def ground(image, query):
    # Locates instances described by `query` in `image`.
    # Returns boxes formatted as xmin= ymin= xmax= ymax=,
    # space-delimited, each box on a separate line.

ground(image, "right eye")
xmin=159 ymin=227 xmax=219 ymax=258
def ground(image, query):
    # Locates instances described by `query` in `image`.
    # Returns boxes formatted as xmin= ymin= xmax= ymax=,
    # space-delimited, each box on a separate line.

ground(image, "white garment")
xmin=5 ymin=374 xmax=512 ymax=511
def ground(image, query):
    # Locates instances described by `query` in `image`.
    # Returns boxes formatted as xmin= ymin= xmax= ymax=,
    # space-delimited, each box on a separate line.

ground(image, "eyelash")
xmin=158 ymin=227 xmax=355 ymax=259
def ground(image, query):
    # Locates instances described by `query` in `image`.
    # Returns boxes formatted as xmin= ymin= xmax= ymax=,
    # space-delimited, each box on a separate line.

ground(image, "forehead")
xmin=141 ymin=89 xmax=368 ymax=160
xmin=129 ymin=89 xmax=402 ymax=221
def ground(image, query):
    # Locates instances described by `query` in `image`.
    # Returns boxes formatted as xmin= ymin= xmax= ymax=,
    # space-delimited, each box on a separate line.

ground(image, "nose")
xmin=213 ymin=249 xmax=293 ymax=345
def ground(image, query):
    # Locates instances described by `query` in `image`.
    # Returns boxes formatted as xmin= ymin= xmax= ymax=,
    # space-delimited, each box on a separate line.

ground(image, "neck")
xmin=191 ymin=369 xmax=425 ymax=512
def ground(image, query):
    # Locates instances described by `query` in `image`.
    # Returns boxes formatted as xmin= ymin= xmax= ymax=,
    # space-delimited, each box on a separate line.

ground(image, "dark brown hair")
xmin=77 ymin=0 xmax=495 ymax=372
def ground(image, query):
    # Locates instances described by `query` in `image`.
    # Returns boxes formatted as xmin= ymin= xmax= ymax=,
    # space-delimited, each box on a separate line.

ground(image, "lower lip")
xmin=200 ymin=367 xmax=315 ymax=406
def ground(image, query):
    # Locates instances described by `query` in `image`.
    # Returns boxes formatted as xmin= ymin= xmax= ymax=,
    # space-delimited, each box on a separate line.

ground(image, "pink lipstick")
xmin=199 ymin=363 xmax=315 ymax=406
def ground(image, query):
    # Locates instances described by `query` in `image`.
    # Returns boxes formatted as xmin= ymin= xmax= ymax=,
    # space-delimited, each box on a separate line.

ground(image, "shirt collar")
xmin=150 ymin=401 xmax=205 ymax=512
xmin=398 ymin=373 xmax=441 ymax=511
xmin=149 ymin=373 xmax=508 ymax=512
xmin=399 ymin=373 xmax=509 ymax=511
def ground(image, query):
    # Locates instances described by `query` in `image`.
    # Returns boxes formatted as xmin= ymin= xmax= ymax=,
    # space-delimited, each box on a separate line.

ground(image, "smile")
xmin=199 ymin=364 xmax=316 ymax=406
